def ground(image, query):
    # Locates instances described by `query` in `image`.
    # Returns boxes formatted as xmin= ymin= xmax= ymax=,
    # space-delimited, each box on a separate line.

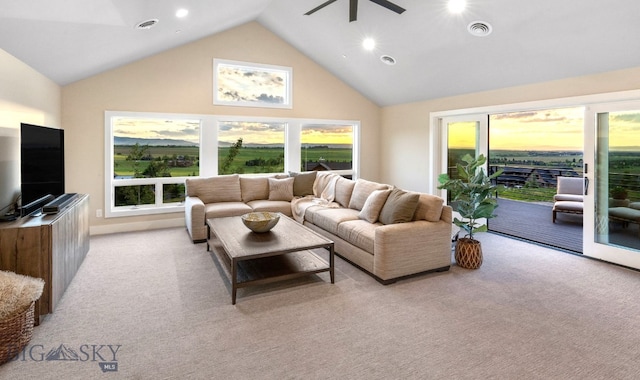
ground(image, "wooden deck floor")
xmin=489 ymin=198 xmax=583 ymax=252
xmin=489 ymin=198 xmax=640 ymax=253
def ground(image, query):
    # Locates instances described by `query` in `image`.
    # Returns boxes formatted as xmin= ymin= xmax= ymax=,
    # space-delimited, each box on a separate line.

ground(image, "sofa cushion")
xmin=240 ymin=176 xmax=269 ymax=202
xmin=312 ymin=208 xmax=360 ymax=235
xmin=247 ymin=200 xmax=293 ymax=217
xmin=359 ymin=189 xmax=392 ymax=223
xmin=268 ymin=177 xmax=294 ymax=201
xmin=335 ymin=177 xmax=356 ymax=207
xmin=337 ymin=219 xmax=378 ymax=253
xmin=348 ymin=179 xmax=390 ymax=211
xmin=379 ymin=187 xmax=420 ymax=225
xmin=186 ymin=174 xmax=241 ymax=203
xmin=413 ymin=193 xmax=445 ymax=222
xmin=289 ymin=171 xmax=317 ymax=196
xmin=554 ymin=194 xmax=584 ymax=202
xmin=204 ymin=202 xmax=252 ymax=219
xmin=303 ymin=204 xmax=329 ymax=224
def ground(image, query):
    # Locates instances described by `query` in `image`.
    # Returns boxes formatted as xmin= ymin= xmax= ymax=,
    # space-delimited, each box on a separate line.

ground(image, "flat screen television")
xmin=20 ymin=123 xmax=65 ymax=206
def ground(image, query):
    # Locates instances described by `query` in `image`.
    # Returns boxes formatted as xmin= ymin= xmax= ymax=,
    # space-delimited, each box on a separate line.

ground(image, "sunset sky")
xmin=449 ymin=107 xmax=640 ymax=150
xmin=114 ymin=118 xmax=353 ymax=146
xmin=218 ymin=121 xmax=353 ymax=145
xmin=114 ymin=118 xmax=200 ymax=143
xmin=114 ymin=107 xmax=639 ymax=150
xmin=216 ymin=62 xmax=287 ymax=104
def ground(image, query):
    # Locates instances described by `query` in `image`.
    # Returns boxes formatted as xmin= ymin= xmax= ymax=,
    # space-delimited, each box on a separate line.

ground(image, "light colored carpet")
xmin=1 ymin=228 xmax=639 ymax=379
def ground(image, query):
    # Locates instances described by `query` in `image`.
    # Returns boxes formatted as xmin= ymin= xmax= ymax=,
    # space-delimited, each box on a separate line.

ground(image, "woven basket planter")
xmin=0 ymin=301 xmax=35 ymax=365
xmin=454 ymin=238 xmax=483 ymax=269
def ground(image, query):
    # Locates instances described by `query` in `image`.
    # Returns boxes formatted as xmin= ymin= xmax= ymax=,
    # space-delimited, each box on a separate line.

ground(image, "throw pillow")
xmin=335 ymin=177 xmax=356 ymax=207
xmin=288 ymin=171 xmax=317 ymax=196
xmin=379 ymin=187 xmax=420 ymax=225
xmin=240 ymin=176 xmax=269 ymax=202
xmin=348 ymin=179 xmax=390 ymax=211
xmin=359 ymin=189 xmax=392 ymax=223
xmin=268 ymin=177 xmax=294 ymax=201
xmin=185 ymin=174 xmax=241 ymax=203
xmin=413 ymin=193 xmax=445 ymax=222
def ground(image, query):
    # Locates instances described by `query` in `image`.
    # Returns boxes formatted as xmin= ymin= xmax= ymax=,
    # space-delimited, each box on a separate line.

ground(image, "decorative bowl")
xmin=241 ymin=212 xmax=280 ymax=233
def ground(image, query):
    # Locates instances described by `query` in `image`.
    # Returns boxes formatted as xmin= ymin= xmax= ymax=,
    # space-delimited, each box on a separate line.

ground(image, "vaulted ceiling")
xmin=2 ymin=0 xmax=640 ymax=106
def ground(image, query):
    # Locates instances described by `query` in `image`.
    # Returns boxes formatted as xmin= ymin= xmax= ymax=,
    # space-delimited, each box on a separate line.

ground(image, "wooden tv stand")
xmin=0 ymin=194 xmax=89 ymax=324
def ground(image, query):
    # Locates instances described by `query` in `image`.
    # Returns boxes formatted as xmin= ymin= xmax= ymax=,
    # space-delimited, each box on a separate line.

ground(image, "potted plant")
xmin=438 ymin=154 xmax=502 ymax=269
xmin=610 ymin=186 xmax=628 ymax=200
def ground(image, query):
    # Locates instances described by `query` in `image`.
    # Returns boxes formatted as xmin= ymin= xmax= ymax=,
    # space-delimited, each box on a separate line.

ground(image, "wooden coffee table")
xmin=206 ymin=214 xmax=334 ymax=304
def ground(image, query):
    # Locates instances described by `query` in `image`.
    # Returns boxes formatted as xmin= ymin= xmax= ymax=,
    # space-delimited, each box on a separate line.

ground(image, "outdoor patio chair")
xmin=552 ymin=176 xmax=584 ymax=223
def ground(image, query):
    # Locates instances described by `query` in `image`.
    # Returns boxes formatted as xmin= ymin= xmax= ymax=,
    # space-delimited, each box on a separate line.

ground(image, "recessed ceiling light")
xmin=176 ymin=9 xmax=189 ymax=18
xmin=380 ymin=55 xmax=396 ymax=65
xmin=468 ymin=21 xmax=492 ymax=37
xmin=448 ymin=0 xmax=466 ymax=13
xmin=362 ymin=38 xmax=375 ymax=51
xmin=135 ymin=19 xmax=159 ymax=30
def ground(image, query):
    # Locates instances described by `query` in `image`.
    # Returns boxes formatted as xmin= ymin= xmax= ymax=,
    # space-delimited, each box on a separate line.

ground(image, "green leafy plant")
xmin=438 ymin=154 xmax=503 ymax=240
xmin=610 ymin=185 xmax=628 ymax=200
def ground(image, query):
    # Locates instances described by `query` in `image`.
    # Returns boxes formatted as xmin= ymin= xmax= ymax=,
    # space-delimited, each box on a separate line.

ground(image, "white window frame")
xmin=105 ymin=111 xmax=360 ymax=218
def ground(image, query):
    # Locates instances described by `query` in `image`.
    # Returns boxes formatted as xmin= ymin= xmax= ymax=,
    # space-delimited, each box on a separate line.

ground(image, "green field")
xmin=113 ymin=145 xmax=353 ymax=177
xmin=114 ymin=146 xmax=199 ymax=177
xmin=448 ymin=148 xmax=640 ymax=203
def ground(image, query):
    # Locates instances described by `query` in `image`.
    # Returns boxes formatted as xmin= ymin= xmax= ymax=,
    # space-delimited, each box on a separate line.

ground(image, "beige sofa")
xmin=184 ymin=172 xmax=452 ymax=283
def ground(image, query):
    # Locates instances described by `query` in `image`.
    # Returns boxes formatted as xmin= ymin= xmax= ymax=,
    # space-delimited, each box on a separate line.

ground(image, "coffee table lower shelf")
xmin=208 ymin=239 xmax=333 ymax=304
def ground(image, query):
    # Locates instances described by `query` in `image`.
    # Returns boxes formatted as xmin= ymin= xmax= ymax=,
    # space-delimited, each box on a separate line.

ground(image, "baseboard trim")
xmin=90 ymin=218 xmax=185 ymax=236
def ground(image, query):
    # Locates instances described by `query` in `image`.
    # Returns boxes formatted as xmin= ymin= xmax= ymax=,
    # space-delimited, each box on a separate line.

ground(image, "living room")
xmin=1 ymin=1 xmax=640 ymax=378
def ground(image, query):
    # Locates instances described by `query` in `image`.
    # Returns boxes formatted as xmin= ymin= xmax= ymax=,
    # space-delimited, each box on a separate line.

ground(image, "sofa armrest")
xmin=373 ymin=220 xmax=451 ymax=281
xmin=440 ymin=204 xmax=453 ymax=223
xmin=185 ymin=196 xmax=206 ymax=242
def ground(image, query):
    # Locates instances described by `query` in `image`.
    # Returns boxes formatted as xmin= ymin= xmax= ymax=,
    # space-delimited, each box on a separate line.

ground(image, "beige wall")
xmin=381 ymin=66 xmax=640 ymax=193
xmin=0 ymin=49 xmax=61 ymax=129
xmin=0 ymin=48 xmax=61 ymax=211
xmin=61 ymin=22 xmax=380 ymax=234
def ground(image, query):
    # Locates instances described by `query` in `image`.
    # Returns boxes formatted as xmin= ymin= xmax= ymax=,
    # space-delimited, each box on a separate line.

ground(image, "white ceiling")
xmin=2 ymin=0 xmax=640 ymax=106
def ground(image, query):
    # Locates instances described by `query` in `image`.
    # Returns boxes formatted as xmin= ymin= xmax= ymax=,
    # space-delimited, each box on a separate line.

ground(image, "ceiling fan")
xmin=305 ymin=0 xmax=406 ymax=22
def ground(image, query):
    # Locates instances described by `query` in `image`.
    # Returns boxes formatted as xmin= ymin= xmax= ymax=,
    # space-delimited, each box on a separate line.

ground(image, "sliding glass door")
xmin=440 ymin=115 xmax=488 ymax=221
xmin=488 ymin=108 xmax=584 ymax=252
xmin=584 ymin=102 xmax=640 ymax=269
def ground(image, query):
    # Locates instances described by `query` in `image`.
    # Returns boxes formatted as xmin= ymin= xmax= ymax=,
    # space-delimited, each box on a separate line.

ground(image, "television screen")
xmin=20 ymin=123 xmax=65 ymax=206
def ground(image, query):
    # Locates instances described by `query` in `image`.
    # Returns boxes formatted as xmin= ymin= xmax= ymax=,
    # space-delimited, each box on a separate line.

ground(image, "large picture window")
xmin=105 ymin=112 xmax=359 ymax=217
xmin=301 ymin=124 xmax=353 ymax=176
xmin=218 ymin=120 xmax=286 ymax=174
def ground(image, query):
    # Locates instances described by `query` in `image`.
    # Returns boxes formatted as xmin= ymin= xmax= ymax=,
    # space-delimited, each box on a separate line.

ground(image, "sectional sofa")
xmin=184 ymin=172 xmax=452 ymax=283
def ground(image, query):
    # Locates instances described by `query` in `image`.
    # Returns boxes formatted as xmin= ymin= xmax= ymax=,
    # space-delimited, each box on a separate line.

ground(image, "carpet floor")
xmin=1 ymin=228 xmax=639 ymax=379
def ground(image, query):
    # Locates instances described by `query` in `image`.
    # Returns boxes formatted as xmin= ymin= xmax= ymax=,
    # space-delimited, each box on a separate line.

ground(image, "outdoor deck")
xmin=489 ymin=198 xmax=640 ymax=253
xmin=490 ymin=198 xmax=582 ymax=252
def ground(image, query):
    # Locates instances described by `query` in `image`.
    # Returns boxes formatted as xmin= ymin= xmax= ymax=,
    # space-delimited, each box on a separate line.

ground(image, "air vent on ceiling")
xmin=467 ymin=21 xmax=492 ymax=37
xmin=380 ymin=55 xmax=397 ymax=65
xmin=135 ymin=19 xmax=159 ymax=30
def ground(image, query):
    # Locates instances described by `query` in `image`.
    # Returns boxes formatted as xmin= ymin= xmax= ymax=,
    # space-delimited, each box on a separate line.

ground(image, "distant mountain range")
xmin=114 ymin=136 xmax=352 ymax=149
xmin=114 ymin=136 xmax=198 ymax=146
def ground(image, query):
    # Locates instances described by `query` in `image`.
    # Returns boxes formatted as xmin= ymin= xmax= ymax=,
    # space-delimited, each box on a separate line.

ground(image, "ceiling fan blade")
xmin=304 ymin=0 xmax=339 ymax=16
xmin=368 ymin=0 xmax=406 ymax=14
xmin=349 ymin=0 xmax=358 ymax=22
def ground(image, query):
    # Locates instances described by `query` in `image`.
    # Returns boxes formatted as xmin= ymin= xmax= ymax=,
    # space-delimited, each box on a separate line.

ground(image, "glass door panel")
xmin=487 ymin=107 xmax=584 ymax=252
xmin=584 ymin=103 xmax=640 ymax=269
xmin=447 ymin=121 xmax=478 ymax=179
xmin=439 ymin=115 xmax=487 ymax=212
